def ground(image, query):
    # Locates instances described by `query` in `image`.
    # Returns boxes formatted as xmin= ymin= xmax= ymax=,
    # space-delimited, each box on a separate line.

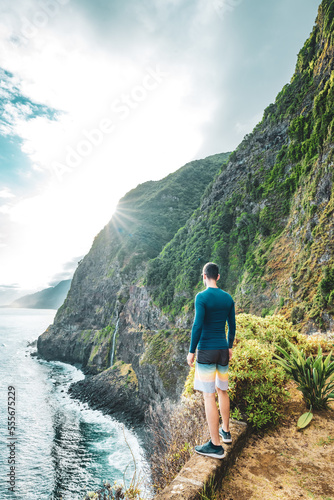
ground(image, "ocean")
xmin=0 ymin=308 xmax=151 ymax=499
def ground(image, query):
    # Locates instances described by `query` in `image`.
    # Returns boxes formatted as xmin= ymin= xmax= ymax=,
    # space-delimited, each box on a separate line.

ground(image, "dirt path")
xmin=217 ymin=385 xmax=334 ymax=500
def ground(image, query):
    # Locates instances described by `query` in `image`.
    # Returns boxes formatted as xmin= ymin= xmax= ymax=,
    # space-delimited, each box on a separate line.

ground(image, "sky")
xmin=0 ymin=0 xmax=320 ymax=303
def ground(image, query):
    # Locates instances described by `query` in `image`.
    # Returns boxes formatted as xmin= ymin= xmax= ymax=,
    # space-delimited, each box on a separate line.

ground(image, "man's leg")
xmin=217 ymin=387 xmax=230 ymax=432
xmin=203 ymin=392 xmax=220 ymax=446
xmin=194 ymin=354 xmax=225 ymax=458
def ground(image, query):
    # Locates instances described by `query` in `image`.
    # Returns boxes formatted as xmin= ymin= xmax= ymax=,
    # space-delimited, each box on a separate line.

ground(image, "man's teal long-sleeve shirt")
xmin=189 ymin=287 xmax=236 ymax=354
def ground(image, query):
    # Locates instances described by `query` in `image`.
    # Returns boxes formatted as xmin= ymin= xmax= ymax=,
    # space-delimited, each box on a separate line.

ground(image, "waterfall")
xmin=110 ymin=317 xmax=120 ymax=367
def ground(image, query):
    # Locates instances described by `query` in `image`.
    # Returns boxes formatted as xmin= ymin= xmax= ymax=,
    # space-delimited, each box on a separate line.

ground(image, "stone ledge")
xmin=154 ymin=420 xmax=249 ymax=500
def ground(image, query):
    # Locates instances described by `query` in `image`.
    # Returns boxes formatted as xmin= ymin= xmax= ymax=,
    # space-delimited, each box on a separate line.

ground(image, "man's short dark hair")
xmin=203 ymin=262 xmax=219 ymax=280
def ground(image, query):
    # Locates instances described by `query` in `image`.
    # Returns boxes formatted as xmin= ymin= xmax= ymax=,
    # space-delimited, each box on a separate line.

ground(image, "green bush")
xmin=235 ymin=314 xmax=306 ymax=352
xmin=319 ymin=266 xmax=334 ymax=302
xmin=274 ymin=341 xmax=334 ymax=410
xmin=228 ymin=338 xmax=288 ymax=429
xmin=291 ymin=305 xmax=305 ymax=324
xmin=309 ymin=265 xmax=334 ymax=324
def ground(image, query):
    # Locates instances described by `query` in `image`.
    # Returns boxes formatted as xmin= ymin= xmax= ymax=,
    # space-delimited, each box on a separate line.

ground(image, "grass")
xmin=317 ymin=435 xmax=334 ymax=446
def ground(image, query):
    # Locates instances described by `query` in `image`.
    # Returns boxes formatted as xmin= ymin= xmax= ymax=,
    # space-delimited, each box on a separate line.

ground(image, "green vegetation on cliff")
xmin=96 ymin=152 xmax=230 ymax=275
xmin=140 ymin=328 xmax=189 ymax=390
xmin=146 ymin=0 xmax=334 ymax=331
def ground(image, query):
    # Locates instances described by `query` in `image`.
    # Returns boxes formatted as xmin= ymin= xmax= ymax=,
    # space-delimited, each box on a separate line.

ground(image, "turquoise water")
xmin=0 ymin=308 xmax=151 ymax=499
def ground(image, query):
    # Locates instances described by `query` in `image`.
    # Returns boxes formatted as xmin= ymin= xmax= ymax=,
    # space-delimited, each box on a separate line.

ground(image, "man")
xmin=187 ymin=262 xmax=236 ymax=459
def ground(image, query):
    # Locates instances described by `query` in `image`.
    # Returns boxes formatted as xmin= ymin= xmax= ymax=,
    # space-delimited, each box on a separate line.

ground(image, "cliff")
xmin=38 ymin=0 xmax=334 ymax=422
xmin=37 ymin=153 xmax=229 ymax=417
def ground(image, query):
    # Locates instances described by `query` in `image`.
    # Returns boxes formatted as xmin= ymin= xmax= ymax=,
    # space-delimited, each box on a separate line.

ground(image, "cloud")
xmin=0 ymin=68 xmax=59 ymax=177
xmin=0 ymin=283 xmax=20 ymax=289
xmin=0 ymin=205 xmax=12 ymax=214
xmin=0 ymin=188 xmax=15 ymax=199
xmin=1 ymin=0 xmax=319 ymax=165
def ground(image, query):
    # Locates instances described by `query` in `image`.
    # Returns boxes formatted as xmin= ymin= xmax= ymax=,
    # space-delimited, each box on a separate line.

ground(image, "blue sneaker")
xmin=195 ymin=439 xmax=225 ymax=459
xmin=219 ymin=428 xmax=232 ymax=443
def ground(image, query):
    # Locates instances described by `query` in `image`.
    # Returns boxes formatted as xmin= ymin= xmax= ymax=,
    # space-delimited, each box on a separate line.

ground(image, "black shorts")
xmin=197 ymin=348 xmax=229 ymax=366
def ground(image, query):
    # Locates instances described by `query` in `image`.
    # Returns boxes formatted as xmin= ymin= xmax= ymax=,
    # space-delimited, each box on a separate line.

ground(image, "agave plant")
xmin=274 ymin=340 xmax=334 ymax=410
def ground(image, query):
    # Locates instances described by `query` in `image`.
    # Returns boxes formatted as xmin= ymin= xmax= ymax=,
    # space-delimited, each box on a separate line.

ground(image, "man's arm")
xmin=189 ymin=294 xmax=205 ymax=354
xmin=227 ymin=300 xmax=236 ymax=349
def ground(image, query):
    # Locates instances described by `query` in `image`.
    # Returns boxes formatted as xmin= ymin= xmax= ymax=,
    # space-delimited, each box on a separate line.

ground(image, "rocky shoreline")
xmin=67 ymin=363 xmax=145 ymax=426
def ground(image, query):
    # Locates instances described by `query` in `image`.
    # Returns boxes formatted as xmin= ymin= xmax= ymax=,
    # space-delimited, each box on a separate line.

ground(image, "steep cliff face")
xmin=147 ymin=0 xmax=334 ymax=334
xmin=37 ymin=153 xmax=228 ymax=414
xmin=38 ymin=0 xmax=334 ymax=421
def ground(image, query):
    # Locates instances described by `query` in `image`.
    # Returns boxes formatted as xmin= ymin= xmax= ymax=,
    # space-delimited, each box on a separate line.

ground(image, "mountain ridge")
xmin=7 ymin=280 xmax=71 ymax=309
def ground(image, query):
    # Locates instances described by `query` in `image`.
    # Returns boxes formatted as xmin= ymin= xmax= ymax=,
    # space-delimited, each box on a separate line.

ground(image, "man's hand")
xmin=229 ymin=348 xmax=233 ymax=361
xmin=187 ymin=352 xmax=195 ymax=367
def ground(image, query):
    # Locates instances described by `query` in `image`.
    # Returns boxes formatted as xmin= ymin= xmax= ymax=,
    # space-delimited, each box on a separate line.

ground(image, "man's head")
xmin=202 ymin=262 xmax=219 ymax=281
